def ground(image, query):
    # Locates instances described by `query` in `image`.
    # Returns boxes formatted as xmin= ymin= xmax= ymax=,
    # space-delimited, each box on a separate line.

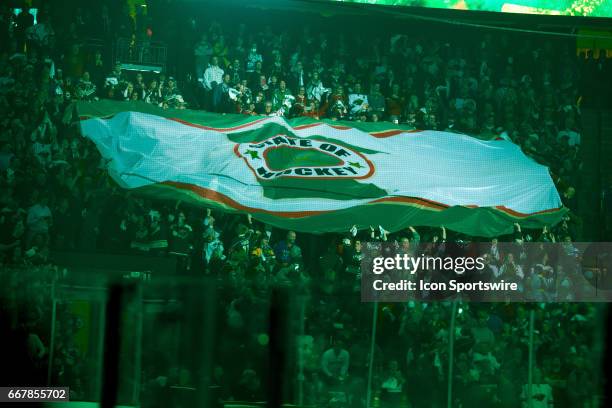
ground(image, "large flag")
xmin=77 ymin=101 xmax=565 ymax=237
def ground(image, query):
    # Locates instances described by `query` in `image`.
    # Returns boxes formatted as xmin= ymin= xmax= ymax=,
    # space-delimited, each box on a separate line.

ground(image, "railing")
xmin=115 ymin=37 xmax=167 ymax=71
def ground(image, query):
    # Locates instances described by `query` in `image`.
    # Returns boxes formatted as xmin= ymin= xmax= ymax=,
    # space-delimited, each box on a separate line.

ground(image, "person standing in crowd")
xmin=212 ymin=73 xmax=231 ymax=113
xmin=201 ymin=225 xmax=225 ymax=274
xmin=26 ymin=194 xmax=52 ymax=247
xmin=288 ymin=60 xmax=306 ymax=92
xmin=203 ymin=56 xmax=224 ymax=109
xmin=228 ymin=58 xmax=243 ymax=85
xmin=194 ymin=34 xmax=213 ymax=79
xmin=274 ymin=230 xmax=301 ymax=265
xmin=246 ymin=43 xmax=262 ymax=73
xmin=87 ymin=50 xmax=106 ymax=89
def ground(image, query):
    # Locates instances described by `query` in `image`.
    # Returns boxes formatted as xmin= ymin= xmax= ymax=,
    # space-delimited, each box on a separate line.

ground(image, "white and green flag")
xmin=78 ymin=101 xmax=565 ymax=237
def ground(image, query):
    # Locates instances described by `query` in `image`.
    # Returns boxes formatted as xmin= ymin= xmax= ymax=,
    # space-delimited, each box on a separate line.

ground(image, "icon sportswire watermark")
xmin=360 ymin=242 xmax=612 ymax=302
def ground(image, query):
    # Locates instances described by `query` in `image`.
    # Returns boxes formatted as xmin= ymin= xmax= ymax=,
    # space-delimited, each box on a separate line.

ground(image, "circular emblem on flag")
xmin=235 ymin=135 xmax=374 ymax=180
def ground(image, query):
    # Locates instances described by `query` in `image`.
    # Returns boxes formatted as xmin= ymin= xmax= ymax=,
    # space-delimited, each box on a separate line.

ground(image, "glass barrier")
xmin=1 ymin=264 xmax=606 ymax=407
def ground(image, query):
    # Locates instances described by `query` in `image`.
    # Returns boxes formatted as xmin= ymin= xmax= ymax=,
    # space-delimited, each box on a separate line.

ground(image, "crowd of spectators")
xmin=0 ymin=2 xmax=606 ymax=407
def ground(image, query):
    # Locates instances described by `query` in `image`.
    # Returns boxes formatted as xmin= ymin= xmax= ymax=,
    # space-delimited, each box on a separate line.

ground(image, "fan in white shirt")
xmin=203 ymin=56 xmax=224 ymax=91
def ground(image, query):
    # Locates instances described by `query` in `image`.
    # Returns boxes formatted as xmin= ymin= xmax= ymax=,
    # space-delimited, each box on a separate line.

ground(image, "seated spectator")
xmin=380 ymin=360 xmax=405 ymax=408
xmin=326 ymin=86 xmax=348 ymax=120
xmin=133 ymin=72 xmax=146 ymax=100
xmin=306 ymin=71 xmax=328 ymax=103
xmin=321 ymin=339 xmax=350 ymax=385
xmin=121 ymin=82 xmax=136 ymax=101
xmin=263 ymin=101 xmax=275 ymax=116
xmin=290 ymin=86 xmax=307 ymax=116
xmin=368 ymin=82 xmax=385 ymax=115
xmin=302 ymin=100 xmax=320 ymax=119
xmin=348 ymin=83 xmax=369 ymax=117
xmin=272 ymin=80 xmax=292 ymax=111
xmin=386 ymin=83 xmax=404 ymax=123
xmin=161 ymin=77 xmax=180 ymax=102
xmin=75 ymin=71 xmax=96 ymax=101
xmin=246 ymin=44 xmax=263 ymax=73
xmin=520 ymin=368 xmax=553 ymax=408
xmin=145 ymin=80 xmax=161 ymax=105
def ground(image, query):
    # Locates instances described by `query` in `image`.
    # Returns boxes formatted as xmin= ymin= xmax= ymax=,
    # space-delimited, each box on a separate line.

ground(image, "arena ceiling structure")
xmin=334 ymin=0 xmax=612 ymax=18
xmin=188 ymin=0 xmax=612 ymax=25
xmin=181 ymin=0 xmax=612 ymax=50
